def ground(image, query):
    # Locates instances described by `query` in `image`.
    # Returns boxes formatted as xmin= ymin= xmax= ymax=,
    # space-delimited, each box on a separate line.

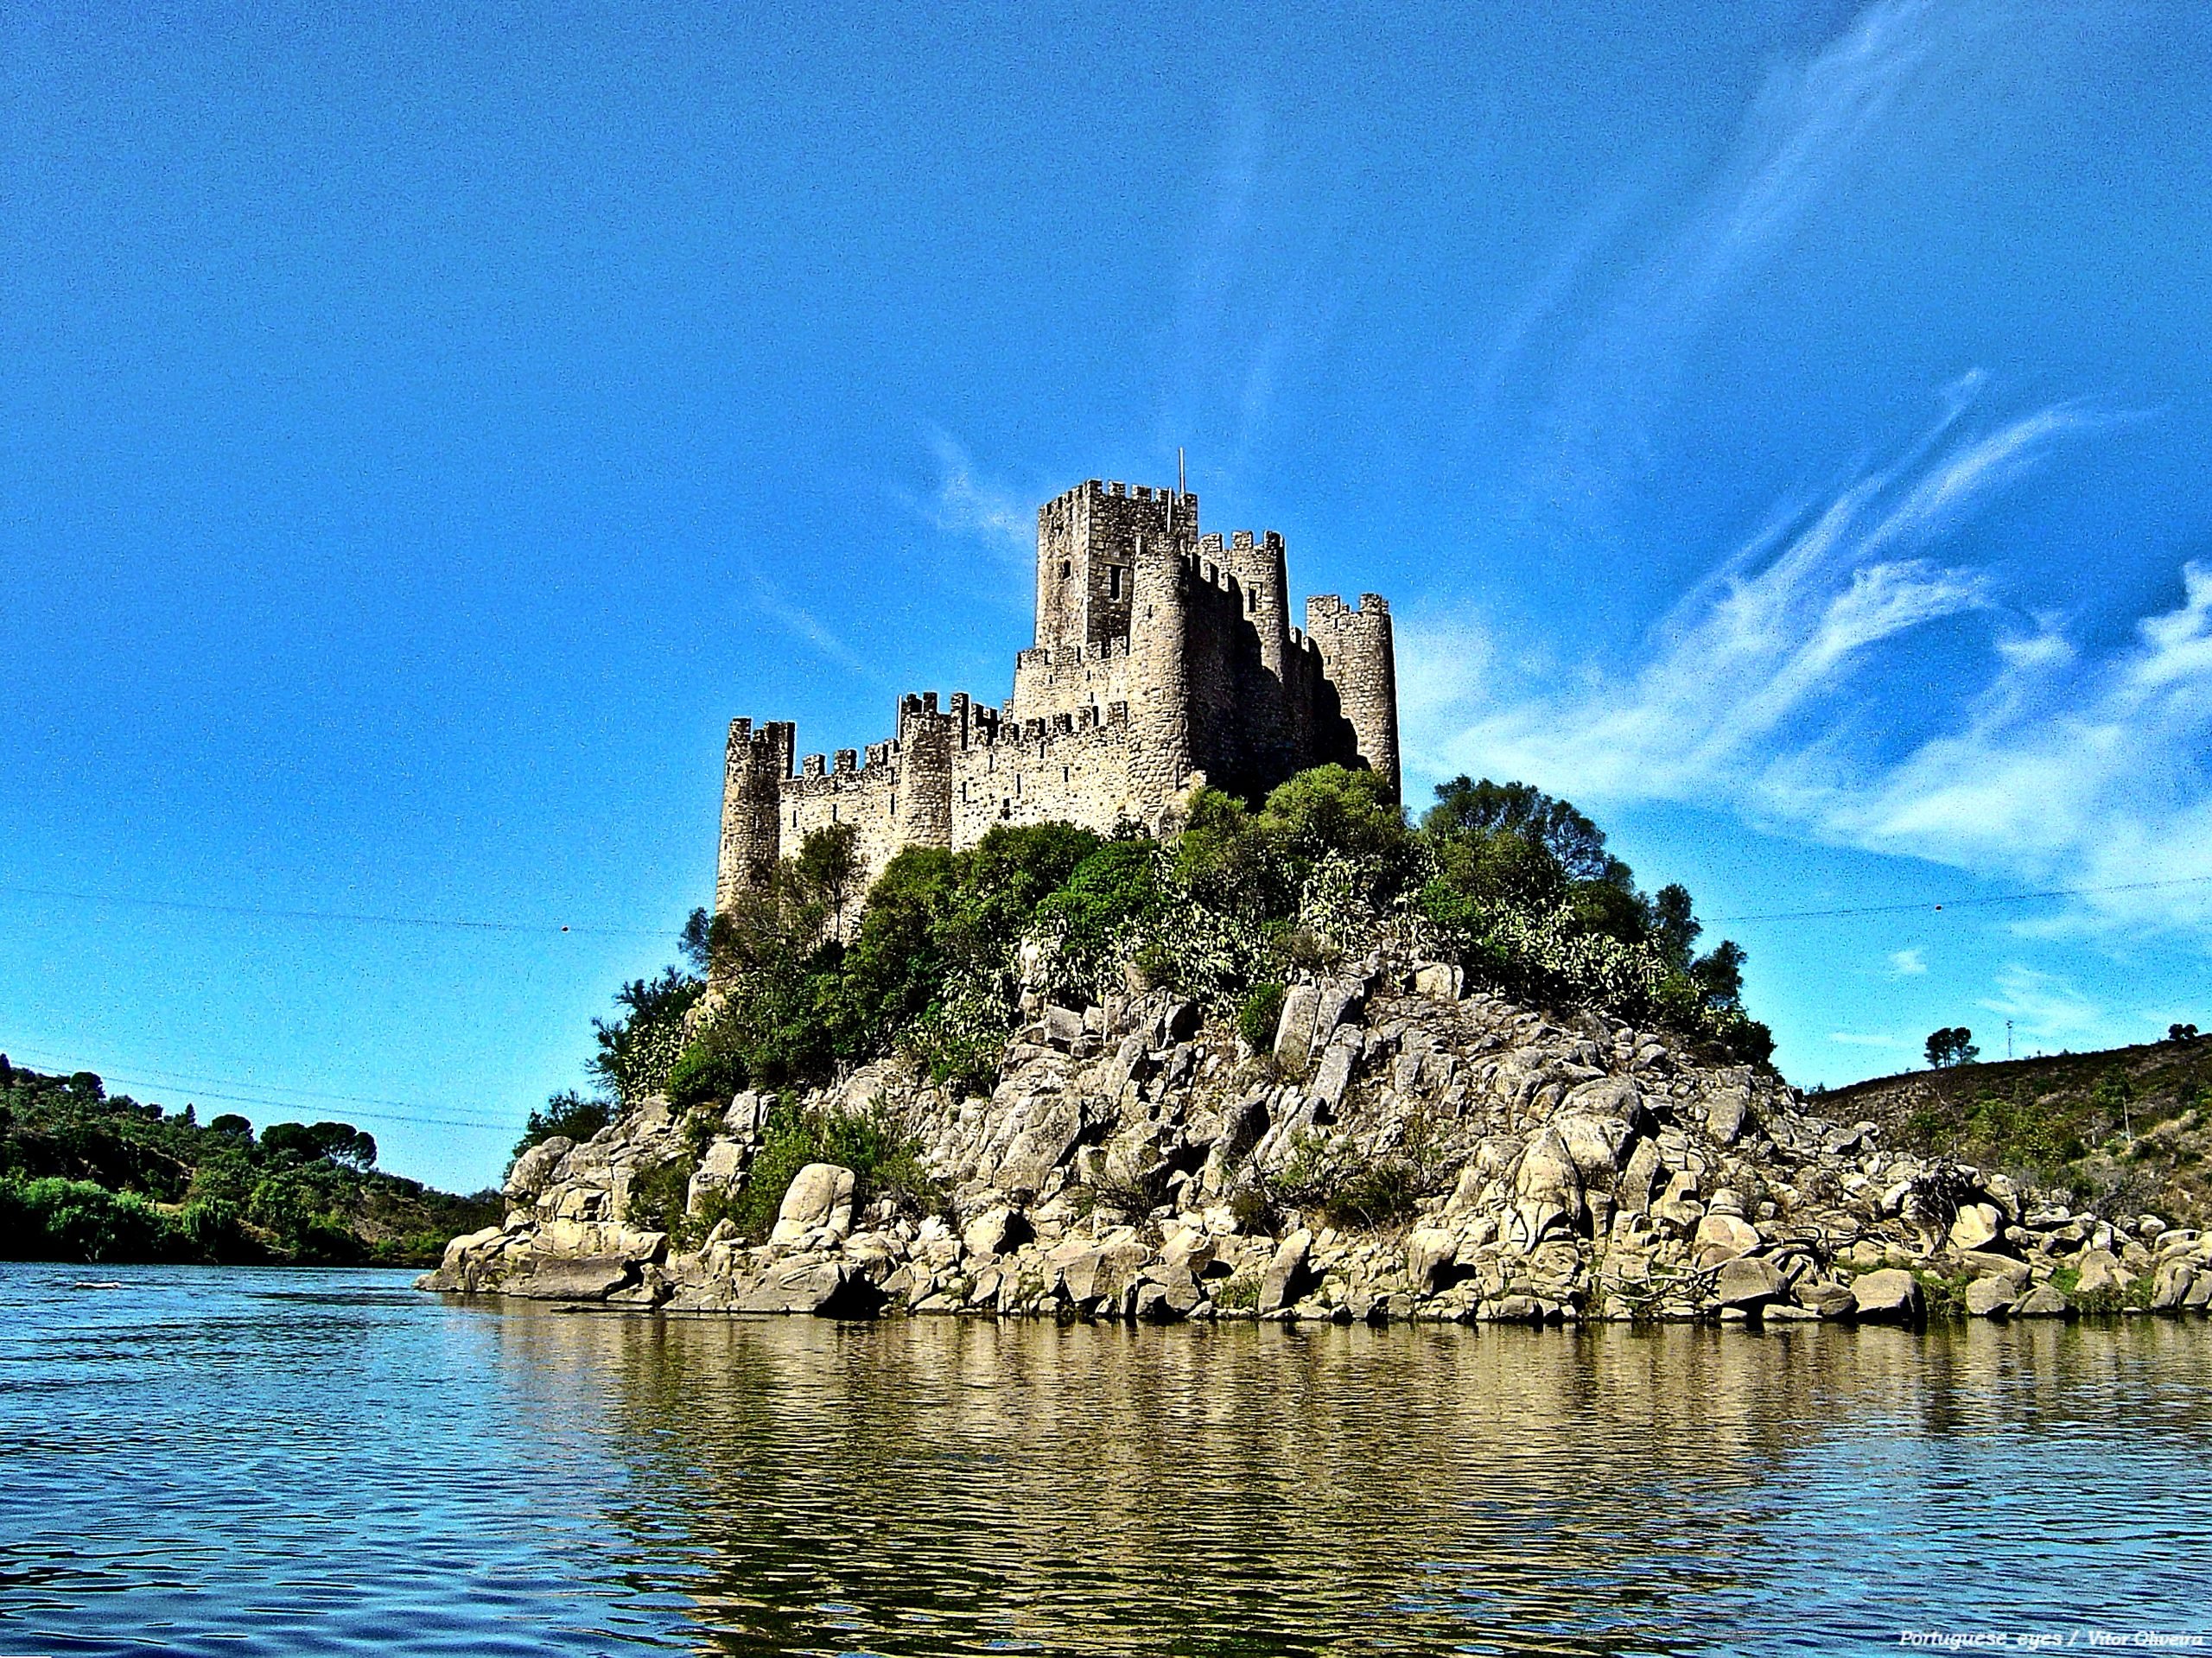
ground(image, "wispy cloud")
xmin=1887 ymin=948 xmax=1928 ymax=978
xmin=1154 ymin=103 xmax=1334 ymax=488
xmin=1979 ymin=965 xmax=2103 ymax=1043
xmin=724 ymin=552 xmax=882 ymax=681
xmin=1403 ymin=381 xmax=2211 ymax=934
xmin=918 ymin=434 xmax=1033 ymax=569
xmin=1827 ymin=1031 xmax=1911 ymax=1049
xmin=1511 ymin=0 xmax=2035 ymax=532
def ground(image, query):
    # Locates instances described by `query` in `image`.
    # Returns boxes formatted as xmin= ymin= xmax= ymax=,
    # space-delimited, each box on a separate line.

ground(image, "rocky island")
xmin=423 ymin=474 xmax=2212 ymax=1328
xmin=424 ymin=959 xmax=2212 ymax=1327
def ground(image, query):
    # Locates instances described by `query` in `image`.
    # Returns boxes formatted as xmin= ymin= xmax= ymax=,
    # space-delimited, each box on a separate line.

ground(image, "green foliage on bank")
xmin=1852 ymin=1039 xmax=2212 ymax=1225
xmin=0 ymin=1058 xmax=499 ymax=1265
xmin=553 ymin=767 xmax=1771 ymax=1139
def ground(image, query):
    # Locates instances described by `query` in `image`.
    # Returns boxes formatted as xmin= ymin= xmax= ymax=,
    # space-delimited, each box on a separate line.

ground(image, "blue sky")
xmin=4 ymin=0 xmax=2209 ymax=1191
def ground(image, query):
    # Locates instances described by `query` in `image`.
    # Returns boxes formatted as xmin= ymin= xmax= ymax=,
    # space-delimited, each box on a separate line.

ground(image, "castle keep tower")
xmin=715 ymin=475 xmax=1399 ymax=917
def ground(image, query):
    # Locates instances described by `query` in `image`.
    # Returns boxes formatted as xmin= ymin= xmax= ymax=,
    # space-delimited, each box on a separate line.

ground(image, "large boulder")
xmin=962 ymin=1205 xmax=1033 ymax=1258
xmin=2012 ymin=1284 xmax=2073 ymax=1318
xmin=770 ymin=1164 xmax=857 ymax=1245
xmin=1948 ymin=1203 xmax=2005 ymax=1253
xmin=507 ymin=1255 xmax=636 ymax=1301
xmin=2072 ymin=1248 xmax=2131 ymax=1299
xmin=1405 ymin=1226 xmax=1461 ymax=1293
xmin=1514 ymin=1128 xmax=1584 ymax=1209
xmin=1553 ymin=1114 xmax=1637 ymax=1182
xmin=1850 ymin=1268 xmax=1924 ymax=1324
xmin=1260 ymin=1229 xmax=1314 ymax=1314
xmin=1694 ymin=1211 xmax=1761 ymax=1261
xmin=728 ymin=1255 xmax=879 ymax=1316
xmin=1965 ymin=1277 xmax=2018 ymax=1318
xmin=1704 ymin=1083 xmax=1752 ymax=1147
xmin=1713 ymin=1255 xmax=1783 ymax=1310
xmin=2152 ymin=1260 xmax=2197 ymax=1312
xmin=504 ymin=1137 xmax=572 ymax=1202
xmin=1273 ymin=985 xmax=1321 ymax=1068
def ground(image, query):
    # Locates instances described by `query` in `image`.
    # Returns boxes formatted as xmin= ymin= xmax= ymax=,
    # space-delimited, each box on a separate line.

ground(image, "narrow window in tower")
xmin=1249 ymin=587 xmax=1261 ymax=613
xmin=1062 ymin=765 xmax=1070 ymax=785
xmin=1060 ymin=560 xmax=1071 ymax=579
xmin=1109 ymin=565 xmax=1123 ymax=600
xmin=1015 ymin=774 xmax=1022 ymax=797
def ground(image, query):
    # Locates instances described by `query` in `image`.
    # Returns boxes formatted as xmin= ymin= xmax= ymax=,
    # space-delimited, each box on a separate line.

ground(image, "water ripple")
xmin=3 ymin=1264 xmax=2209 ymax=1654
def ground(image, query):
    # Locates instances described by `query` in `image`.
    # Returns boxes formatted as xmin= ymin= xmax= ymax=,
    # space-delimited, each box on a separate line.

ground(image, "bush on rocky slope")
xmin=537 ymin=768 xmax=1773 ymax=1149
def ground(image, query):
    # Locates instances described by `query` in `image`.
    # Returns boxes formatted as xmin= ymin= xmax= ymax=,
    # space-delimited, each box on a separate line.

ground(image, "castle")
xmin=715 ymin=477 xmax=1398 ymax=914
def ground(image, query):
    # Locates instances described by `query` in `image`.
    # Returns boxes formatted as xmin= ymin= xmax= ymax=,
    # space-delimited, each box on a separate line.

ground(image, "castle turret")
xmin=1126 ymin=530 xmax=1194 ymax=817
xmin=1036 ymin=480 xmax=1198 ymax=655
xmin=895 ymin=691 xmax=957 ymax=849
xmin=1304 ymin=594 xmax=1400 ymax=804
xmin=716 ymin=717 xmax=794 ymax=916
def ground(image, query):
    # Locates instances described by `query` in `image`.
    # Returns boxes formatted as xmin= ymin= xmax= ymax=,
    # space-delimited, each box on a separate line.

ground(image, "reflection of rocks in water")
xmin=466 ymin=1312 xmax=2212 ymax=1655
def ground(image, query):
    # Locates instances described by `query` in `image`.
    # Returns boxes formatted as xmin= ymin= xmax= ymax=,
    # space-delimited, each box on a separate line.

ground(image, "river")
xmin=2 ymin=1262 xmax=2207 ymax=1655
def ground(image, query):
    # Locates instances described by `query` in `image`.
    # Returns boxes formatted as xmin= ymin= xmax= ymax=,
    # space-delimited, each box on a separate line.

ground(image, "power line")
xmin=3 ymin=1046 xmax=524 ymax=1134
xmin=1707 ymin=873 xmax=2212 ymax=924
xmin=0 ymin=882 xmax=676 ymax=939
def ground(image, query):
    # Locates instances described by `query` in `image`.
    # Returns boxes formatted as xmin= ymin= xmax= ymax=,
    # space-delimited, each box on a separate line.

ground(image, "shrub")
xmin=514 ymin=1090 xmax=613 ymax=1158
xmin=1236 ymin=983 xmax=1287 ymax=1053
xmin=721 ymin=1099 xmax=939 ymax=1242
xmin=1266 ymin=1131 xmax=1421 ymax=1229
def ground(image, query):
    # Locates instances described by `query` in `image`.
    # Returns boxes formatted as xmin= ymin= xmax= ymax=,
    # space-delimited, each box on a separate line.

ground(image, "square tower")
xmin=1035 ymin=480 xmax=1198 ymax=654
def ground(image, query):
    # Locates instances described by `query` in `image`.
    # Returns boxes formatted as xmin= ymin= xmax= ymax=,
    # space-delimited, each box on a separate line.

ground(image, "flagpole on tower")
xmin=1179 ymin=447 xmax=1185 ymax=499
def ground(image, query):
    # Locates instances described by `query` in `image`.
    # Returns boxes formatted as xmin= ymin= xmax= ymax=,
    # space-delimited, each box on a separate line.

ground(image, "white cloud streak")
xmin=919 ymin=434 xmax=1033 ymax=570
xmin=1405 ymin=384 xmax=2211 ymax=935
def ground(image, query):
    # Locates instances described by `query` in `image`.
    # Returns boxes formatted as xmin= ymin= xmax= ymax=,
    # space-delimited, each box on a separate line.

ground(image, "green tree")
xmin=1925 ymin=1026 xmax=1979 ymax=1069
xmin=794 ymin=823 xmax=865 ymax=943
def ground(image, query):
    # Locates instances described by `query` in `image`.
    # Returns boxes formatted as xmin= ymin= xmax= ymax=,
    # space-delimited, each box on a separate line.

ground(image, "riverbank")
xmin=423 ymin=968 xmax=2212 ymax=1327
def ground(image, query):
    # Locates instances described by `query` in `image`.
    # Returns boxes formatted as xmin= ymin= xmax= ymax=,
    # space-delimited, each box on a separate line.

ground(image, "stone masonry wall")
xmin=715 ymin=474 xmax=1401 ymax=923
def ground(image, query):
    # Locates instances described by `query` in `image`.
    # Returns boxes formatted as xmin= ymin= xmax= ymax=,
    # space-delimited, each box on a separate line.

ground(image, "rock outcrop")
xmin=421 ymin=967 xmax=2212 ymax=1328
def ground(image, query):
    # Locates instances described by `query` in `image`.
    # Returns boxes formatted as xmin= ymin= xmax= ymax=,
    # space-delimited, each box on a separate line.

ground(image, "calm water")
xmin=3 ymin=1264 xmax=2208 ymax=1656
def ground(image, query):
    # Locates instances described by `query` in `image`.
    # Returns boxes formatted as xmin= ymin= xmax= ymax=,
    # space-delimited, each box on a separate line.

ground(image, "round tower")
xmin=716 ymin=718 xmax=793 ymax=917
xmin=1304 ymin=595 xmax=1400 ymax=804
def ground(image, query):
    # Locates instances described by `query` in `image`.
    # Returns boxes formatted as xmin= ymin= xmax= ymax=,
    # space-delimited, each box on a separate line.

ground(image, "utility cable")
xmin=1707 ymin=873 xmax=2212 ymax=924
xmin=0 ymin=882 xmax=675 ymax=939
xmin=2 ymin=1046 xmax=525 ymax=1134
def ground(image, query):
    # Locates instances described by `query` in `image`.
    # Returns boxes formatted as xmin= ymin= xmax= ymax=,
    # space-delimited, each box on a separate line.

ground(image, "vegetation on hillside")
xmin=0 ymin=1058 xmax=499 ymax=1265
xmin=1826 ymin=1031 xmax=2212 ymax=1224
xmin=520 ymin=768 xmax=1770 ymax=1161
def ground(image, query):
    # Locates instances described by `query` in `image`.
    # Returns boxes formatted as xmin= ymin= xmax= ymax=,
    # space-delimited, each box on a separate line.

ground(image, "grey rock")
xmin=1713 ymin=1255 xmax=1783 ymax=1310
xmin=508 ymin=1255 xmax=635 ymax=1301
xmin=961 ymin=1206 xmax=1033 ymax=1258
xmin=2072 ymin=1248 xmax=2130 ymax=1298
xmin=1260 ymin=1229 xmax=1314 ymax=1314
xmin=504 ymin=1137 xmax=572 ymax=1201
xmin=1948 ymin=1203 xmax=2005 ymax=1253
xmin=2012 ymin=1284 xmax=2073 ymax=1318
xmin=1273 ymin=985 xmax=1320 ymax=1068
xmin=1850 ymin=1268 xmax=1924 ymax=1324
xmin=770 ymin=1164 xmax=856 ymax=1245
xmin=2151 ymin=1260 xmax=2196 ymax=1312
xmin=1965 ymin=1277 xmax=2018 ymax=1318
xmin=1705 ymin=1085 xmax=1751 ymax=1147
xmin=1795 ymin=1278 xmax=1858 ymax=1318
xmin=729 ymin=1255 xmax=878 ymax=1316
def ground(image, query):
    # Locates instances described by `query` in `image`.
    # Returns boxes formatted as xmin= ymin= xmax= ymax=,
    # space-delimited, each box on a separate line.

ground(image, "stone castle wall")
xmin=715 ymin=475 xmax=1402 ymax=918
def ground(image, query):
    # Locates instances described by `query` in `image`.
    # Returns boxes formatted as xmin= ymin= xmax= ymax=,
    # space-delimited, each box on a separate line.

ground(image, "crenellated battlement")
xmin=714 ymin=471 xmax=1397 ymax=943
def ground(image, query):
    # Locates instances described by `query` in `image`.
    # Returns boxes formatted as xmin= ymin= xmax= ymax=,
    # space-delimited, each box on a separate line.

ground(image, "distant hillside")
xmin=1820 ymin=1036 xmax=2212 ymax=1226
xmin=0 ymin=1056 xmax=499 ymax=1265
